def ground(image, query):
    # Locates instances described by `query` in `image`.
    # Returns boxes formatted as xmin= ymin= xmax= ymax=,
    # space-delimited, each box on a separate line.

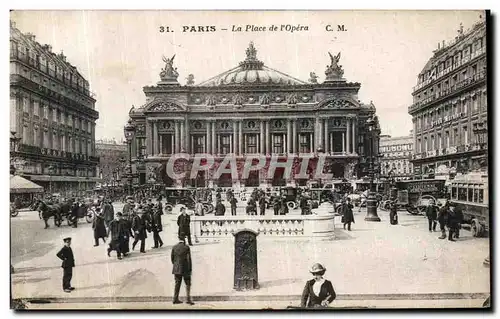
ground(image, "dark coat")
xmin=152 ymin=210 xmax=163 ymax=233
xmin=56 ymin=246 xmax=75 ymax=268
xmin=425 ymin=205 xmax=438 ymax=220
xmin=107 ymin=219 xmax=126 ymax=241
xmin=437 ymin=205 xmax=449 ymax=225
xmin=171 ymin=241 xmax=192 ymax=275
xmin=215 ymin=203 xmax=226 ymax=216
xmin=341 ymin=203 xmax=355 ymax=223
xmin=132 ymin=215 xmax=148 ymax=240
xmin=122 ymin=203 xmax=133 ymax=216
xmin=102 ymin=203 xmax=114 ymax=222
xmin=92 ymin=215 xmax=107 ymax=239
xmin=301 ymin=279 xmax=336 ymax=308
xmin=230 ymin=197 xmax=238 ymax=208
xmin=177 ymin=214 xmax=191 ymax=234
xmin=447 ymin=209 xmax=460 ymax=228
xmin=120 ymin=218 xmax=134 ymax=238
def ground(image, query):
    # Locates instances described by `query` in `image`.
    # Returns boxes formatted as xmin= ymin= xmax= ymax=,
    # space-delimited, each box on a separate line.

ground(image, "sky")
xmin=10 ymin=10 xmax=483 ymax=141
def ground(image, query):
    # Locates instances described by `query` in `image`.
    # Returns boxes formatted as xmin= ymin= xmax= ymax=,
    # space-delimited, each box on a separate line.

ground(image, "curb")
xmin=20 ymin=292 xmax=490 ymax=304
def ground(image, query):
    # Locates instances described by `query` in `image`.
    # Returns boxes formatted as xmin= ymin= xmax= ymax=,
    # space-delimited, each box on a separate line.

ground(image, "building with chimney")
xmin=10 ymin=21 xmax=100 ymax=195
xmin=408 ymin=17 xmax=487 ymax=179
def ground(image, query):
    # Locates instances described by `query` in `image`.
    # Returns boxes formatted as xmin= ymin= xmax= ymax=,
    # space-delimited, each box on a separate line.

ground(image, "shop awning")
xmin=10 ymin=175 xmax=44 ymax=194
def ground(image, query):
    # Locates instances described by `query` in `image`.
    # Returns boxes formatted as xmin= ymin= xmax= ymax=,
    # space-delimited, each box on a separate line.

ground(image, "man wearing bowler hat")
xmin=56 ymin=237 xmax=75 ymax=293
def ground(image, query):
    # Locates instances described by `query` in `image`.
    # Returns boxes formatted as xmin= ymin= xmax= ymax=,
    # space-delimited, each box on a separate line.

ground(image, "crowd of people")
xmin=425 ymin=199 xmax=464 ymax=241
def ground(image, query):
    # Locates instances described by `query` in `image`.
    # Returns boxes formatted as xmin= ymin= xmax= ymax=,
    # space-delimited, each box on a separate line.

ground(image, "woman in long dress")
xmin=301 ymin=263 xmax=336 ymax=308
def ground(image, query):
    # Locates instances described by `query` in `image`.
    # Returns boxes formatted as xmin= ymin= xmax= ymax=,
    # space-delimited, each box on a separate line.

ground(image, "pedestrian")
xmin=172 ymin=235 xmax=194 ymax=305
xmin=259 ymin=195 xmax=266 ymax=216
xmin=132 ymin=208 xmax=148 ymax=253
xmin=122 ymin=196 xmax=134 ymax=217
xmin=157 ymin=195 xmax=163 ymax=214
xmin=246 ymin=197 xmax=256 ymax=215
xmin=341 ymin=198 xmax=355 ymax=231
xmin=300 ymin=263 xmax=336 ymax=308
xmin=151 ymin=204 xmax=164 ymax=249
xmin=437 ymin=202 xmax=449 ymax=239
xmin=273 ymin=197 xmax=281 ymax=216
xmin=453 ymin=206 xmax=464 ymax=239
xmin=70 ymin=199 xmax=79 ymax=228
xmin=299 ymin=196 xmax=309 ymax=215
xmin=425 ymin=200 xmax=438 ymax=232
xmin=102 ymin=199 xmax=114 ymax=229
xmin=447 ymin=206 xmax=460 ymax=242
xmin=177 ymin=207 xmax=193 ymax=246
xmin=230 ymin=195 xmax=238 ymax=216
xmin=280 ymin=197 xmax=289 ymax=215
xmin=107 ymin=212 xmax=124 ymax=259
xmin=120 ymin=212 xmax=134 ymax=256
xmin=215 ymin=200 xmax=226 ymax=216
xmin=389 ymin=199 xmax=398 ymax=225
xmin=56 ymin=237 xmax=75 ymax=293
xmin=194 ymin=199 xmax=204 ymax=216
xmin=92 ymin=211 xmax=107 ymax=247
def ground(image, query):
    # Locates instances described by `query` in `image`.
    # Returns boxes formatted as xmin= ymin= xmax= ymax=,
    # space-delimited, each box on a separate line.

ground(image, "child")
xmin=56 ymin=237 xmax=75 ymax=293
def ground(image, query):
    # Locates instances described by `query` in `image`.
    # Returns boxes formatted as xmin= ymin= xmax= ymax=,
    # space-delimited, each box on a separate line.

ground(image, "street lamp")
xmin=364 ymin=116 xmax=381 ymax=222
xmin=123 ymin=119 xmax=136 ymax=195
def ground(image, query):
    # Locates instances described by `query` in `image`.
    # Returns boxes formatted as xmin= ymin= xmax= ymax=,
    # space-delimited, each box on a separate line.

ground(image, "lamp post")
xmin=364 ymin=116 xmax=381 ymax=222
xmin=123 ymin=119 xmax=136 ymax=196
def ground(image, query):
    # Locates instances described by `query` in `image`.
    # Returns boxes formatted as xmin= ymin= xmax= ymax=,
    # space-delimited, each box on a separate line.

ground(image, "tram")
xmin=448 ymin=171 xmax=489 ymax=237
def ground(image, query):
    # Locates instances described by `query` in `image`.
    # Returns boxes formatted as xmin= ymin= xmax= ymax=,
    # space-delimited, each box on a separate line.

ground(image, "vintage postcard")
xmin=9 ymin=10 xmax=490 ymax=310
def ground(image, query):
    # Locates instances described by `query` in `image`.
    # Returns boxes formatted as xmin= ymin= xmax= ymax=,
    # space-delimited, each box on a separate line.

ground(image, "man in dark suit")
xmin=107 ymin=212 xmax=125 ymax=259
xmin=56 ymin=237 xmax=75 ymax=293
xmin=230 ymin=196 xmax=238 ymax=216
xmin=151 ymin=204 xmax=164 ymax=248
xmin=171 ymin=235 xmax=194 ymax=305
xmin=341 ymin=198 xmax=355 ymax=231
xmin=258 ymin=196 xmax=266 ymax=216
xmin=214 ymin=200 xmax=226 ymax=216
xmin=425 ymin=200 xmax=438 ymax=232
xmin=132 ymin=208 xmax=148 ymax=253
xmin=177 ymin=207 xmax=193 ymax=246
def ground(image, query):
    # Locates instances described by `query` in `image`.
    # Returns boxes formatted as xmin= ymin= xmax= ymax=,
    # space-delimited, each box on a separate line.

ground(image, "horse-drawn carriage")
xmin=35 ymin=199 xmax=94 ymax=228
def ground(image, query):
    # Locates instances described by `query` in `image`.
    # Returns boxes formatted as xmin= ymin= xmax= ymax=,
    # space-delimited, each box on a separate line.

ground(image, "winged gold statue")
xmin=328 ymin=52 xmax=341 ymax=69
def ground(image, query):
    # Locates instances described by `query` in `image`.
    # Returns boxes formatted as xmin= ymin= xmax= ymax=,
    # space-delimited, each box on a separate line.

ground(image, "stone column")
xmin=315 ymin=117 xmax=320 ymax=149
xmin=159 ymin=134 xmax=163 ymax=154
xmin=146 ymin=120 xmax=152 ymax=156
xmin=211 ymin=121 xmax=216 ymax=155
xmin=347 ymin=117 xmax=352 ymax=154
xmin=153 ymin=121 xmax=159 ymax=155
xmin=309 ymin=134 xmax=313 ymax=153
xmin=238 ymin=120 xmax=243 ymax=155
xmin=260 ymin=121 xmax=265 ymax=154
xmin=287 ymin=119 xmax=292 ymax=153
xmin=292 ymin=119 xmax=297 ymax=153
xmin=185 ymin=119 xmax=190 ymax=154
xmin=233 ymin=120 xmax=238 ymax=154
xmin=352 ymin=118 xmax=357 ymax=155
xmin=230 ymin=135 xmax=233 ymax=154
xmin=342 ymin=132 xmax=346 ymax=153
xmin=206 ymin=121 xmax=211 ymax=153
xmin=171 ymin=135 xmax=174 ymax=154
xmin=180 ymin=121 xmax=185 ymax=152
xmin=265 ymin=121 xmax=270 ymax=155
xmin=244 ymin=134 xmax=248 ymax=154
xmin=218 ymin=134 xmax=221 ymax=154
xmin=324 ymin=118 xmax=329 ymax=153
xmin=174 ymin=121 xmax=180 ymax=153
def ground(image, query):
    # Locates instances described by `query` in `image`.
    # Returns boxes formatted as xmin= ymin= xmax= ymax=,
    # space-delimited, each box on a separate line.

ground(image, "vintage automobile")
xmin=448 ymin=171 xmax=488 ymax=237
xmin=164 ymin=187 xmax=214 ymax=214
xmin=381 ymin=179 xmax=447 ymax=215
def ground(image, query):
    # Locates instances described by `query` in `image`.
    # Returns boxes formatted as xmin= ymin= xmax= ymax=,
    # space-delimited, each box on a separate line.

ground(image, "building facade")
xmin=379 ymin=135 xmax=414 ymax=180
xmin=95 ymin=139 xmax=128 ymax=187
xmin=9 ymin=22 xmax=100 ymax=195
xmin=409 ymin=19 xmax=487 ymax=179
xmin=128 ymin=43 xmax=380 ymax=188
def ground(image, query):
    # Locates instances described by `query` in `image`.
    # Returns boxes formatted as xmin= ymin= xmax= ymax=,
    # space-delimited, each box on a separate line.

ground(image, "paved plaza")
xmin=11 ymin=204 xmax=490 ymax=309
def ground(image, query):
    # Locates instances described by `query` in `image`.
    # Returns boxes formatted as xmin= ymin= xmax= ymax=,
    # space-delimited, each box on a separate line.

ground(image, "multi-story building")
xmin=409 ymin=18 xmax=487 ymax=179
xmin=128 ymin=42 xmax=380 ymax=188
xmin=9 ymin=21 xmax=100 ymax=195
xmin=379 ymin=134 xmax=414 ymax=180
xmin=95 ymin=139 xmax=128 ymax=186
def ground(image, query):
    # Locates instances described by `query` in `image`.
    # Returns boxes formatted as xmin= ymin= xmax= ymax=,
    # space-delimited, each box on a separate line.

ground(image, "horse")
xmin=35 ymin=199 xmax=72 ymax=229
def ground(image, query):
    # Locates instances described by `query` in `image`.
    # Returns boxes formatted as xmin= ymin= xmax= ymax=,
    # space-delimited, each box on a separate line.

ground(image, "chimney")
xmin=437 ymin=42 xmax=440 ymax=50
xmin=442 ymin=40 xmax=445 ymax=48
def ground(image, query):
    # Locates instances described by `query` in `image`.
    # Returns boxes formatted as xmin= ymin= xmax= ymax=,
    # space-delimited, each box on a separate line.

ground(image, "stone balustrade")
xmin=191 ymin=211 xmax=335 ymax=242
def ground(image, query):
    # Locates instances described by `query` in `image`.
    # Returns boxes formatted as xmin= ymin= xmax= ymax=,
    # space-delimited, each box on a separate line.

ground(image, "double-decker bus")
xmin=449 ymin=171 xmax=489 ymax=237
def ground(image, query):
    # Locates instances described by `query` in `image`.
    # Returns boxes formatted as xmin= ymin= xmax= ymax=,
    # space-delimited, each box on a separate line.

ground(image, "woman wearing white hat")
xmin=300 ymin=263 xmax=336 ymax=308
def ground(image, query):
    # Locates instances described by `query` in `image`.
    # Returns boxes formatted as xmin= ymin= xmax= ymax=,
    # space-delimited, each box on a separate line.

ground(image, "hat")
xmin=117 ymin=212 xmax=123 ymax=217
xmin=63 ymin=237 xmax=72 ymax=243
xmin=309 ymin=263 xmax=326 ymax=274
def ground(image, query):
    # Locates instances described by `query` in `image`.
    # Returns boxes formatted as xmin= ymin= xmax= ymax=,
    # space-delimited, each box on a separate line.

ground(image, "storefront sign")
xmin=407 ymin=182 xmax=439 ymax=193
xmin=431 ymin=112 xmax=464 ymax=128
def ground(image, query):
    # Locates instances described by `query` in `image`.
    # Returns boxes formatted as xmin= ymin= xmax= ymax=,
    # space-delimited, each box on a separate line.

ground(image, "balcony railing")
xmin=413 ymin=47 xmax=486 ymax=92
xmin=409 ymin=71 xmax=486 ymax=113
xmin=10 ymin=50 xmax=96 ymax=100
xmin=412 ymin=143 xmax=487 ymax=160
